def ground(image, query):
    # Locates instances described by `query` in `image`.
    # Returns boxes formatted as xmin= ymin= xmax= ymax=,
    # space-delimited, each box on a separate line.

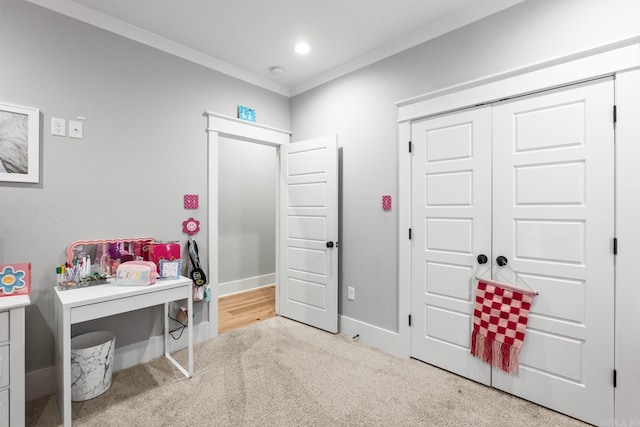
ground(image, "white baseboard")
xmin=338 ymin=315 xmax=409 ymax=358
xmin=26 ymin=321 xmax=211 ymax=402
xmin=218 ymin=273 xmax=275 ymax=297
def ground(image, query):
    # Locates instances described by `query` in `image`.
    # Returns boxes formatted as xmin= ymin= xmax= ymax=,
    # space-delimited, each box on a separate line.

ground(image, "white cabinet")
xmin=0 ymin=296 xmax=29 ymax=427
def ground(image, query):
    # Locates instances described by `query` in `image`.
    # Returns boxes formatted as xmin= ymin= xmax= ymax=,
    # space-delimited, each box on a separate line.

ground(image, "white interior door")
xmin=491 ymin=79 xmax=615 ymax=424
xmin=410 ymin=106 xmax=492 ymax=385
xmin=279 ymin=135 xmax=338 ymax=333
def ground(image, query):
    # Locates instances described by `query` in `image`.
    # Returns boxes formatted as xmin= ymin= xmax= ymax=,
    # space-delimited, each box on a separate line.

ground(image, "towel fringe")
xmin=471 ymin=331 xmax=520 ymax=374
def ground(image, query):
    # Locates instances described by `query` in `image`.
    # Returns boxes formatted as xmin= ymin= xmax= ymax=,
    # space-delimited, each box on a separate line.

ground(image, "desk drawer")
xmin=70 ymin=286 xmax=188 ymax=324
xmin=0 ymin=345 xmax=8 ymax=388
xmin=0 ymin=312 xmax=8 ymax=343
xmin=0 ymin=389 xmax=8 ymax=427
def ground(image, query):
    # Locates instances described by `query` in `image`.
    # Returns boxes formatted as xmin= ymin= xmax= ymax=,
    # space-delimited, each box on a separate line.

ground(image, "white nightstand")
xmin=0 ymin=295 xmax=30 ymax=427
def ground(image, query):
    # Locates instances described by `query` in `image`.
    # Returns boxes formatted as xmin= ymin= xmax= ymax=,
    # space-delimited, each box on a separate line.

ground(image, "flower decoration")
xmin=182 ymin=217 xmax=200 ymax=236
xmin=0 ymin=266 xmax=27 ymax=294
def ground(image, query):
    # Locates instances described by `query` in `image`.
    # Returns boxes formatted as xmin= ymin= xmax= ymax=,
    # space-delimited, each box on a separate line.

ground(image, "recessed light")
xmin=295 ymin=42 xmax=310 ymax=55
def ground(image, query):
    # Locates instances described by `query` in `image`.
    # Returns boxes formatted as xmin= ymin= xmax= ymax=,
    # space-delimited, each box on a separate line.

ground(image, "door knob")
xmin=496 ymin=256 xmax=508 ymax=266
xmin=477 ymin=254 xmax=488 ymax=265
xmin=326 ymin=241 xmax=334 ymax=248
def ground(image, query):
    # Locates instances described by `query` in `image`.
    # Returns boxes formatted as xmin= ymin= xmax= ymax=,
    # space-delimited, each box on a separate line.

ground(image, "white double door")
xmin=410 ymin=78 xmax=614 ymax=424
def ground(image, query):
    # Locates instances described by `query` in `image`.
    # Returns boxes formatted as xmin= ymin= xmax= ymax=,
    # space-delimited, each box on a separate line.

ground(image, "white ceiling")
xmin=25 ymin=0 xmax=524 ymax=97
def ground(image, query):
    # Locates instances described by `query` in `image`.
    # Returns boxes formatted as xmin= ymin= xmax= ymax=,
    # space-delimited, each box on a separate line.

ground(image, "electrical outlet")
xmin=347 ymin=286 xmax=355 ymax=301
xmin=51 ymin=117 xmax=66 ymax=136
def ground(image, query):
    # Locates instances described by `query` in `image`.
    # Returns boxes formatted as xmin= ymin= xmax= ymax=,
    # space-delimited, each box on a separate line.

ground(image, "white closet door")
xmin=410 ymin=106 xmax=492 ymax=385
xmin=491 ymin=78 xmax=615 ymax=424
xmin=279 ymin=136 xmax=339 ymax=333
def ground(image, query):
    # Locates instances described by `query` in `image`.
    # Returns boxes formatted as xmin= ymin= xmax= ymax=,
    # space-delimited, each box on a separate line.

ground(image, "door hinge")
xmin=408 ymin=141 xmax=412 ymax=153
xmin=409 ymin=314 xmax=412 ymax=326
xmin=613 ymin=369 xmax=617 ymax=388
xmin=613 ymin=237 xmax=618 ymax=255
xmin=613 ymin=105 xmax=617 ymax=124
xmin=409 ymin=228 xmax=412 ymax=240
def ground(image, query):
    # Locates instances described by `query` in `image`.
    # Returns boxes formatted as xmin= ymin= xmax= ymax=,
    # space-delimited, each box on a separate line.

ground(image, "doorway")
xmin=205 ymin=112 xmax=340 ymax=339
xmin=205 ymin=112 xmax=291 ymax=340
xmin=217 ymin=136 xmax=277 ymax=333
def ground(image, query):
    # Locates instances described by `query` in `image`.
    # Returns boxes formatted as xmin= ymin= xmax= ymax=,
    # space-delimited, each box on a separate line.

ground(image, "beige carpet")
xmin=27 ymin=316 xmax=589 ymax=426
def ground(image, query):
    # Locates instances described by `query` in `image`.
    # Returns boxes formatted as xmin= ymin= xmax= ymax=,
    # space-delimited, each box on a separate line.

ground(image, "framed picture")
xmin=0 ymin=262 xmax=31 ymax=296
xmin=159 ymin=259 xmax=182 ymax=280
xmin=0 ymin=102 xmax=40 ymax=183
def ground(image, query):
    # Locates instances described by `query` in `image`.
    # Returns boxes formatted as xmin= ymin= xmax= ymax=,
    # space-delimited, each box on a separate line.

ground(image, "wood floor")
xmin=218 ymin=285 xmax=276 ymax=334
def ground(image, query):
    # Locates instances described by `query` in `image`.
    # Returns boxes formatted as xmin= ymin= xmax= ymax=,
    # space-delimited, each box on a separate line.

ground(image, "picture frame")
xmin=237 ymin=105 xmax=256 ymax=122
xmin=0 ymin=102 xmax=40 ymax=183
xmin=0 ymin=262 xmax=31 ymax=296
xmin=159 ymin=259 xmax=182 ymax=280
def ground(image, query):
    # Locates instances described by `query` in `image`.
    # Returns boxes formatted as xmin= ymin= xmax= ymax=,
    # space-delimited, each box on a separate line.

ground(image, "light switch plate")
xmin=382 ymin=195 xmax=392 ymax=211
xmin=51 ymin=117 xmax=66 ymax=136
xmin=69 ymin=120 xmax=83 ymax=139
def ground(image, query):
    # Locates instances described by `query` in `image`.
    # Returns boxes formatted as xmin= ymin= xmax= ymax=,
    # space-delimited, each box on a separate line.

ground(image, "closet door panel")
xmin=410 ymin=106 xmax=492 ymax=385
xmin=491 ymin=78 xmax=614 ymax=425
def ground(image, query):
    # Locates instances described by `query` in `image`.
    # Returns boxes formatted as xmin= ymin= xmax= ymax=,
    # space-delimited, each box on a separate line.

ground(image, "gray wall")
xmin=218 ymin=137 xmax=276 ymax=284
xmin=290 ymin=0 xmax=640 ymax=332
xmin=0 ymin=0 xmax=288 ymax=375
xmin=5 ymin=0 xmax=640 ymax=394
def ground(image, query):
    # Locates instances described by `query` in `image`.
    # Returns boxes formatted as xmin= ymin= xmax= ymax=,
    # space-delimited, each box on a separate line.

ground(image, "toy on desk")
xmin=159 ymin=259 xmax=182 ymax=280
xmin=103 ymin=242 xmax=136 ymax=275
xmin=148 ymin=242 xmax=181 ymax=271
xmin=115 ymin=260 xmax=159 ymax=286
xmin=57 ymin=257 xmax=108 ymax=291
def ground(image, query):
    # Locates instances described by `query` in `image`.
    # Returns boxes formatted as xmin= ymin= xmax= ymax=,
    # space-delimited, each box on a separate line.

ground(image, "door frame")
xmin=204 ymin=111 xmax=291 ymax=340
xmin=396 ymin=39 xmax=640 ymax=420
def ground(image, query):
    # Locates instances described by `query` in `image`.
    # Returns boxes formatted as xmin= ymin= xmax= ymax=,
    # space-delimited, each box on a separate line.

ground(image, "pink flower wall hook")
xmin=182 ymin=217 xmax=200 ymax=236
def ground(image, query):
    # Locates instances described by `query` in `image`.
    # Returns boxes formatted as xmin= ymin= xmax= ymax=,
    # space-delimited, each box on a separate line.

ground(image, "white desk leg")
xmin=55 ymin=304 xmax=72 ymax=427
xmin=163 ymin=287 xmax=193 ymax=378
xmin=163 ymin=302 xmax=169 ymax=358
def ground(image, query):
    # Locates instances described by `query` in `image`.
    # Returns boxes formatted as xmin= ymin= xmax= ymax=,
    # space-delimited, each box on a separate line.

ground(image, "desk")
xmin=54 ymin=276 xmax=193 ymax=427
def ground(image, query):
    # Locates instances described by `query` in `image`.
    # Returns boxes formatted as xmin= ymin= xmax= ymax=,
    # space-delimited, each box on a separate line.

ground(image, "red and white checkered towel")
xmin=470 ymin=278 xmax=534 ymax=374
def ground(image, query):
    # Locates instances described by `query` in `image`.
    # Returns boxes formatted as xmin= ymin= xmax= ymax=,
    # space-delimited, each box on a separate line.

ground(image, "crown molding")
xmin=290 ymin=0 xmax=525 ymax=96
xmin=24 ymin=0 xmax=291 ymax=97
xmin=25 ymin=0 xmax=524 ymax=98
